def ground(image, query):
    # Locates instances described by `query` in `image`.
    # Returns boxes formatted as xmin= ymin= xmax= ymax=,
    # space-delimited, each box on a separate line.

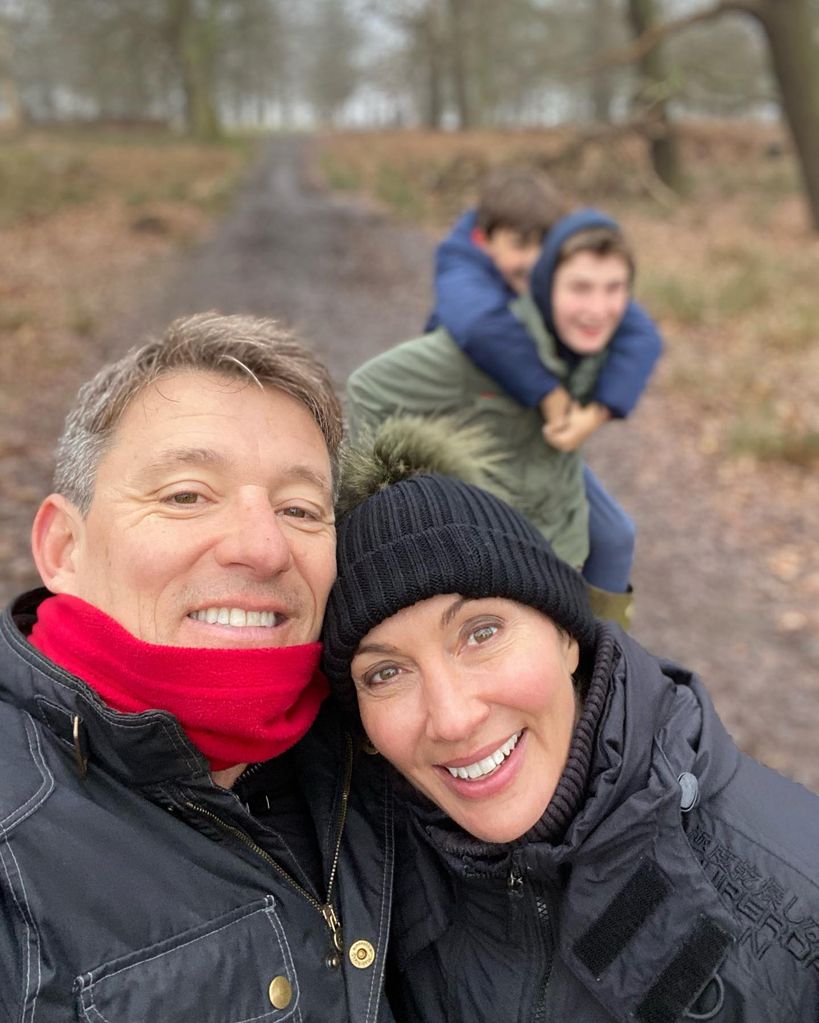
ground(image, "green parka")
xmin=346 ymin=295 xmax=606 ymax=569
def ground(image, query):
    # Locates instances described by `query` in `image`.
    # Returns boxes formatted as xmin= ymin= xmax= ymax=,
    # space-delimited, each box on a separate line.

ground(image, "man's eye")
xmin=165 ymin=492 xmax=201 ymax=505
xmin=467 ymin=624 xmax=498 ymax=646
xmin=280 ymin=506 xmax=313 ymax=519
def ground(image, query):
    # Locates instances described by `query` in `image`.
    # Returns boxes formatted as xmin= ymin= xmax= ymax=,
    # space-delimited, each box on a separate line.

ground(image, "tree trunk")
xmin=755 ymin=0 xmax=819 ymax=229
xmin=0 ymin=22 xmax=24 ymax=130
xmin=165 ymin=0 xmax=221 ymax=140
xmin=416 ymin=6 xmax=446 ymax=129
xmin=590 ymin=0 xmax=614 ymax=123
xmin=627 ymin=0 xmax=683 ymax=191
xmin=447 ymin=0 xmax=474 ymax=128
xmin=425 ymin=47 xmax=445 ymax=129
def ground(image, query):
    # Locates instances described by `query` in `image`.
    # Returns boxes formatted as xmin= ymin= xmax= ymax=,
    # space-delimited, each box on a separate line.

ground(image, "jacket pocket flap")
xmin=74 ymin=896 xmax=299 ymax=1022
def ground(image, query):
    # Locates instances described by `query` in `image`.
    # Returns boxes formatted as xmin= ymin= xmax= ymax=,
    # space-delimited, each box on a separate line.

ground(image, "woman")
xmin=322 ymin=428 xmax=819 ymax=1023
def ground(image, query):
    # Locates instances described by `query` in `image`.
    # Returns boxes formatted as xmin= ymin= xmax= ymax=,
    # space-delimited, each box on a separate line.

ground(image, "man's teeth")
xmin=188 ymin=608 xmax=280 ymax=628
xmin=446 ymin=731 xmax=522 ymax=781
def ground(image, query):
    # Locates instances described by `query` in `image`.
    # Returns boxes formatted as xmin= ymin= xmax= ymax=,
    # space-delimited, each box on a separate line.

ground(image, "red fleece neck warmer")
xmin=29 ymin=594 xmax=327 ymax=771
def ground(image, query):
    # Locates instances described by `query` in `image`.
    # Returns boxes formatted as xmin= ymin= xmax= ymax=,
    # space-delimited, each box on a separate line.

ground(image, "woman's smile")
xmin=439 ymin=728 xmax=523 ymax=779
xmin=435 ymin=729 xmax=527 ymax=801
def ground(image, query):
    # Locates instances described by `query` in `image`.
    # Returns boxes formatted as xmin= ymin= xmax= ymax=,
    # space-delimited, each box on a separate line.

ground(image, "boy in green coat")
xmin=347 ymin=209 xmax=653 ymax=627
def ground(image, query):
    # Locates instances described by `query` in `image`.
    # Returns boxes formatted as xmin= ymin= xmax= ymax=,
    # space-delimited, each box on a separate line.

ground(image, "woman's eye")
xmin=467 ymin=623 xmax=498 ymax=646
xmin=363 ymin=664 xmax=401 ymax=686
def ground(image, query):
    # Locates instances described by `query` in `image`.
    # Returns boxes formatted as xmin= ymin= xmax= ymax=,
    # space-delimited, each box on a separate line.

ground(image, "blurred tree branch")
xmin=581 ymin=1 xmax=762 ymax=74
xmin=580 ymin=0 xmax=819 ymax=230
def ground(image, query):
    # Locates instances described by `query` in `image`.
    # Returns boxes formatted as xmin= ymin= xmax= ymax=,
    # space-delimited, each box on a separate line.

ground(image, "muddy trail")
xmin=2 ymin=136 xmax=816 ymax=791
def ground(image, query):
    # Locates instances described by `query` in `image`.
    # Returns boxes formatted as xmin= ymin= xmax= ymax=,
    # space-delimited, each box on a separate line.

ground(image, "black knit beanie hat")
xmin=322 ymin=471 xmax=597 ymax=714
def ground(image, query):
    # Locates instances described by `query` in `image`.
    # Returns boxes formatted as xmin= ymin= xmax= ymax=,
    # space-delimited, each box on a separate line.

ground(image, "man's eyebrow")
xmin=132 ymin=447 xmax=230 ymax=482
xmin=285 ymin=464 xmax=333 ymax=497
xmin=132 ymin=450 xmax=332 ymax=497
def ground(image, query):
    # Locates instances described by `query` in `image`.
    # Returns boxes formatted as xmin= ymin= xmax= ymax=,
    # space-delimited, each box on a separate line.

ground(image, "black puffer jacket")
xmin=386 ymin=625 xmax=819 ymax=1022
xmin=0 ymin=591 xmax=395 ymax=1023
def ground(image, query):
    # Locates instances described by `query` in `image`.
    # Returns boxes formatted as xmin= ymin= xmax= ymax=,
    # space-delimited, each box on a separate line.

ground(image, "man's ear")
xmin=31 ymin=494 xmax=83 ymax=593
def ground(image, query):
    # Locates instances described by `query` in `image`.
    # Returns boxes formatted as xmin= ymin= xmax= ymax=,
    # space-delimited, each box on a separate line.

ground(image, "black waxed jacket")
xmin=0 ymin=590 xmax=395 ymax=1023
xmin=386 ymin=625 xmax=819 ymax=1023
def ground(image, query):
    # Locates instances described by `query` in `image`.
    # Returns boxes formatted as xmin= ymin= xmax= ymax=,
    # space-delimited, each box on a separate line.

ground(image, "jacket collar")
xmin=2 ymin=589 xmax=211 ymax=787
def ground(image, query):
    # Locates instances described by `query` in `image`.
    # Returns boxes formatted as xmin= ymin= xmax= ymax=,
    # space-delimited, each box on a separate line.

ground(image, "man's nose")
xmin=422 ymin=667 xmax=490 ymax=744
xmin=214 ymin=490 xmax=293 ymax=576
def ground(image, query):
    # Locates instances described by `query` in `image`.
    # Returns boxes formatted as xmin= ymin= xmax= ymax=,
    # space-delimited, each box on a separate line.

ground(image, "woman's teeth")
xmin=188 ymin=607 xmax=280 ymax=627
xmin=446 ymin=731 xmax=522 ymax=781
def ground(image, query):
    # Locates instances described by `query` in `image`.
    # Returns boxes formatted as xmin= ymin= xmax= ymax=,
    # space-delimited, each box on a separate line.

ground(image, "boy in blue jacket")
xmin=427 ymin=168 xmax=662 ymax=623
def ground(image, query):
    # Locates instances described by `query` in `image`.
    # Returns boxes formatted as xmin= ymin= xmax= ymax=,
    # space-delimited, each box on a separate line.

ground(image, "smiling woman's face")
xmin=351 ymin=594 xmax=579 ymax=844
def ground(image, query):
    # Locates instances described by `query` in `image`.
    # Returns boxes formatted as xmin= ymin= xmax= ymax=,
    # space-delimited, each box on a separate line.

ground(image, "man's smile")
xmin=187 ymin=606 xmax=286 ymax=628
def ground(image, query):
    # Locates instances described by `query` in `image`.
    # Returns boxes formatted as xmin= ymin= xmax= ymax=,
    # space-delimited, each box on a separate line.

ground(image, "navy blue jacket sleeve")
xmin=592 ymin=300 xmax=663 ymax=418
xmin=430 ymin=217 xmax=559 ymax=407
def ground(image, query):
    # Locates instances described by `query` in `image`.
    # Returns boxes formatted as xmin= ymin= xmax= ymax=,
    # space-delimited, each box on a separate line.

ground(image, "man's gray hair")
xmin=54 ymin=312 xmax=343 ymax=514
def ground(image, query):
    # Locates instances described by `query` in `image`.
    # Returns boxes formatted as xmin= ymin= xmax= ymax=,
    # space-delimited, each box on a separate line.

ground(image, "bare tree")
xmin=589 ymin=0 xmax=617 ymax=122
xmin=305 ymin=0 xmax=360 ymax=125
xmin=599 ymin=0 xmax=819 ymax=228
xmin=755 ymin=0 xmax=819 ymax=228
xmin=163 ymin=0 xmax=223 ymax=138
xmin=395 ymin=0 xmax=447 ymax=128
xmin=0 ymin=14 xmax=24 ymax=128
xmin=445 ymin=0 xmax=474 ymax=127
xmin=626 ymin=0 xmax=683 ymax=190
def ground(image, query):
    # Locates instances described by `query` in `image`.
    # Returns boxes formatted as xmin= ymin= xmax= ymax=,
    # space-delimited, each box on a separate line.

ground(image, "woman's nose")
xmin=422 ymin=668 xmax=490 ymax=744
xmin=214 ymin=491 xmax=294 ymax=576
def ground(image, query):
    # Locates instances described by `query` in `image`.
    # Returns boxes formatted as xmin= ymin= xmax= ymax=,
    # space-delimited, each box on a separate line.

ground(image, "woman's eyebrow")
xmin=440 ymin=596 xmax=476 ymax=629
xmin=355 ymin=598 xmax=482 ymax=659
xmin=354 ymin=641 xmax=399 ymax=657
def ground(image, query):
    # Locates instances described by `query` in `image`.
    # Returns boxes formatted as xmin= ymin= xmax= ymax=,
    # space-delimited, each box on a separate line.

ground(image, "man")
xmin=0 ymin=313 xmax=393 ymax=1021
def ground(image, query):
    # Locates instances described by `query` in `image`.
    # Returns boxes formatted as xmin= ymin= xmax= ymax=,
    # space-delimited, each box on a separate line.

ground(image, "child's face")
xmin=478 ymin=228 xmax=542 ymax=294
xmin=551 ymin=251 xmax=631 ymax=354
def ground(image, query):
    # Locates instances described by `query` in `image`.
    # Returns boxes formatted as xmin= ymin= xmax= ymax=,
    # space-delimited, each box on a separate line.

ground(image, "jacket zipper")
xmin=183 ymin=732 xmax=353 ymax=954
xmin=507 ymin=863 xmax=554 ymax=1021
xmin=531 ymin=890 xmax=554 ymax=1023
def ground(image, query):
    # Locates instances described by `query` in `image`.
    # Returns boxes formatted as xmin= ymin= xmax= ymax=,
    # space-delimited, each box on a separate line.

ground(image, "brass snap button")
xmin=268 ymin=975 xmax=293 ymax=1009
xmin=348 ymin=939 xmax=375 ymax=969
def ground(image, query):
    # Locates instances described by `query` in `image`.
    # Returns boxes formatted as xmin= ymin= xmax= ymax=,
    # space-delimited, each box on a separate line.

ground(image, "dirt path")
xmin=2 ymin=136 xmax=816 ymax=790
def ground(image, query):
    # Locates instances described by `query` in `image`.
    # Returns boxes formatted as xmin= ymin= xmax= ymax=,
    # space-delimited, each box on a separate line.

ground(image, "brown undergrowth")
xmin=0 ymin=129 xmax=256 ymax=421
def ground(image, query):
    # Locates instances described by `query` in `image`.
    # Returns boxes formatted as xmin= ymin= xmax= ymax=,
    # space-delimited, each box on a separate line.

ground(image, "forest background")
xmin=0 ymin=0 xmax=817 ymax=781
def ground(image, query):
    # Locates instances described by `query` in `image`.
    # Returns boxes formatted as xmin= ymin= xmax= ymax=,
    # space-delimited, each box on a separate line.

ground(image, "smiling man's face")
xmin=42 ymin=370 xmax=336 ymax=648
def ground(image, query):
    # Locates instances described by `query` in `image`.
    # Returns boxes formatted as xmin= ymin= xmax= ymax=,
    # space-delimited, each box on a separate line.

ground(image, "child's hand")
xmin=543 ymin=402 xmax=610 ymax=452
xmin=539 ymin=386 xmax=571 ymax=428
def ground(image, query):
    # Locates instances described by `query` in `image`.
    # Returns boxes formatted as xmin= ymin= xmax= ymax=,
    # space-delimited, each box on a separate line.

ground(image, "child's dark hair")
xmin=556 ymin=226 xmax=636 ymax=282
xmin=476 ymin=167 xmax=564 ymax=241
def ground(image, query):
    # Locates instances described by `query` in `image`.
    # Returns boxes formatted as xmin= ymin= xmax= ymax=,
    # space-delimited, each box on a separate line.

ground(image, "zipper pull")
xmin=507 ymin=862 xmax=524 ymax=896
xmin=321 ymin=902 xmax=344 ymax=952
